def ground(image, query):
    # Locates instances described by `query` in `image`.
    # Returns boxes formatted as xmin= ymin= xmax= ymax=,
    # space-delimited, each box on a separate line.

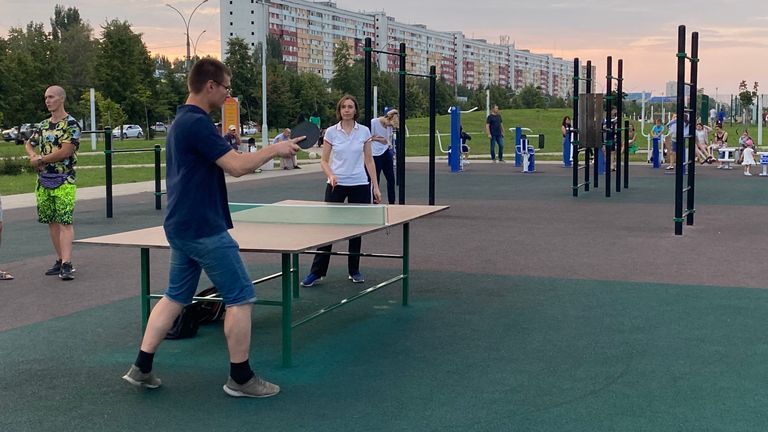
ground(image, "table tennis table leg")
xmin=281 ymin=253 xmax=293 ymax=367
xmin=402 ymin=223 xmax=410 ymax=306
xmin=292 ymin=253 xmax=300 ymax=299
xmin=140 ymin=248 xmax=150 ymax=331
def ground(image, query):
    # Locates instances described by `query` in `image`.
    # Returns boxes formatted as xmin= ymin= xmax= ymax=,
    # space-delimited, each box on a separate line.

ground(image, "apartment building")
xmin=220 ymin=0 xmax=574 ymax=98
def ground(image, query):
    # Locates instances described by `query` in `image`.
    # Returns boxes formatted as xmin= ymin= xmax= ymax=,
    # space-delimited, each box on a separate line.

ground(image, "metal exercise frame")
xmin=674 ymin=25 xmax=699 ymax=236
xmin=102 ymin=128 xmax=164 ymax=218
xmin=571 ymin=59 xmax=593 ymax=196
xmin=363 ymin=37 xmax=437 ymax=205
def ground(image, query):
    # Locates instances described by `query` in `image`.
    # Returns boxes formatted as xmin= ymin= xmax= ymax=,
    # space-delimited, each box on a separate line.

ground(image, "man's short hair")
xmin=188 ymin=58 xmax=231 ymax=94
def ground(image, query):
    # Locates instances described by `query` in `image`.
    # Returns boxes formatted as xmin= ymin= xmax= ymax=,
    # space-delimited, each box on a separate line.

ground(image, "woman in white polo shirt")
xmin=370 ymin=109 xmax=398 ymax=205
xmin=301 ymin=95 xmax=382 ymax=287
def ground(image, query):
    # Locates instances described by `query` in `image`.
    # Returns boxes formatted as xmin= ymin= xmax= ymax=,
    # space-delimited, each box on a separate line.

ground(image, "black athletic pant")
xmin=309 ymin=183 xmax=372 ymax=277
xmin=373 ymin=150 xmax=396 ymax=205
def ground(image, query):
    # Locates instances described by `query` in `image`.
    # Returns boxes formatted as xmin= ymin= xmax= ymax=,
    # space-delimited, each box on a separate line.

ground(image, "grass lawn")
xmin=1 ymin=110 xmax=765 ymax=195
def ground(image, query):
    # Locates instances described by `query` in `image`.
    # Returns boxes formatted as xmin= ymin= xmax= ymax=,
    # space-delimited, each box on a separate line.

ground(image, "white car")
xmin=243 ymin=124 xmax=258 ymax=135
xmin=150 ymin=122 xmax=167 ymax=133
xmin=112 ymin=124 xmax=144 ymax=139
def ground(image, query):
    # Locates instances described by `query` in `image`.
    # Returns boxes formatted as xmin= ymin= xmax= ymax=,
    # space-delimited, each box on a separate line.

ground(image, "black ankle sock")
xmin=135 ymin=350 xmax=155 ymax=373
xmin=230 ymin=360 xmax=255 ymax=385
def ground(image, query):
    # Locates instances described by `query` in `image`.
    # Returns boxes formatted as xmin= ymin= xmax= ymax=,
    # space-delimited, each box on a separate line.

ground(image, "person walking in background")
xmin=24 ymin=85 xmax=80 ymax=281
xmin=301 ymin=94 xmax=381 ymax=288
xmin=121 ymin=58 xmax=301 ymax=398
xmin=486 ymin=104 xmax=505 ymax=162
xmin=0 ymin=194 xmax=12 ymax=281
xmin=370 ymin=109 xmax=398 ymax=204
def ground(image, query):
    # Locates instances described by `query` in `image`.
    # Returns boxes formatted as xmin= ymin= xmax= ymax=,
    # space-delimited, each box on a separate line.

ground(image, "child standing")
xmin=742 ymin=138 xmax=756 ymax=176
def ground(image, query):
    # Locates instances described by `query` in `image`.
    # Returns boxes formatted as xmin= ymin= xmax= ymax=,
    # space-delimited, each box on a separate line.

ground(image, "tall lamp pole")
xmin=165 ymin=0 xmax=208 ymax=71
xmin=192 ymin=29 xmax=207 ymax=58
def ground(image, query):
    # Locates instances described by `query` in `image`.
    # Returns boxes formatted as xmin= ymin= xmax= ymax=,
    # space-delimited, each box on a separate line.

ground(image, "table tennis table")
xmin=76 ymin=200 xmax=448 ymax=366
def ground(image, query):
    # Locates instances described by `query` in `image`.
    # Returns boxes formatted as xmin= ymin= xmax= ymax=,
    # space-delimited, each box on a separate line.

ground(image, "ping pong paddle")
xmin=292 ymin=120 xmax=321 ymax=149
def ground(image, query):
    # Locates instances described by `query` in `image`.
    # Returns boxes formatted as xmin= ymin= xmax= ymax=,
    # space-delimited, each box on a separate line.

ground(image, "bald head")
xmin=47 ymin=85 xmax=66 ymax=99
xmin=44 ymin=85 xmax=67 ymax=116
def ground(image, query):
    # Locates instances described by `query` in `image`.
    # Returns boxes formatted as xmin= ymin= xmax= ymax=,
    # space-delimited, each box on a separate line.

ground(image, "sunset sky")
xmin=1 ymin=0 xmax=766 ymax=99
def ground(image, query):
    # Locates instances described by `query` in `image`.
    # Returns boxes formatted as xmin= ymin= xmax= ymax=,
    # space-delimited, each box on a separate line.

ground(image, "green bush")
xmin=0 ymin=157 xmax=29 ymax=175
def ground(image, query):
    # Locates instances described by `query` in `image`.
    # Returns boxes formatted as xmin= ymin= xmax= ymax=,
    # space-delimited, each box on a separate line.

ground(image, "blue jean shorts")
xmin=165 ymin=231 xmax=255 ymax=307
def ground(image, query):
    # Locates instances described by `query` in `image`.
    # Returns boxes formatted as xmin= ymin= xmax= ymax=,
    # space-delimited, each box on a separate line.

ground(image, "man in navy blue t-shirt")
xmin=486 ymin=104 xmax=505 ymax=162
xmin=122 ymin=58 xmax=300 ymax=398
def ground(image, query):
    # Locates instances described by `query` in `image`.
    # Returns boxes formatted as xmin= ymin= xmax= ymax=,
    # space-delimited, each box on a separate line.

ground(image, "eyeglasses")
xmin=213 ymin=80 xmax=232 ymax=94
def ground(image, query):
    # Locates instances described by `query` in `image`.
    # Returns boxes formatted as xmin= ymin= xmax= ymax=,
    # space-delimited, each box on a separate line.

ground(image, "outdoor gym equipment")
xmin=80 ymin=127 xmax=164 ymax=218
xmin=364 ymin=38 xmax=437 ymax=205
xmin=673 ymin=25 xmax=699 ymax=236
xmin=513 ymin=127 xmax=544 ymax=173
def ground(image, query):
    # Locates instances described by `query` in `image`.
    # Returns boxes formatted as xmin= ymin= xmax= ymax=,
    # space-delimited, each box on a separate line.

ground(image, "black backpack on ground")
xmin=165 ymin=286 xmax=225 ymax=339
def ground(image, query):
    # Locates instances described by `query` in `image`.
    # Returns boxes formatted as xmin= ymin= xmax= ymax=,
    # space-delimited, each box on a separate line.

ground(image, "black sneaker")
xmin=45 ymin=259 xmax=62 ymax=276
xmin=59 ymin=262 xmax=75 ymax=281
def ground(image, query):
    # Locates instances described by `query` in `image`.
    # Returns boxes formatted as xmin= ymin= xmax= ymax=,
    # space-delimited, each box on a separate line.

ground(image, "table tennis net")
xmin=229 ymin=203 xmax=388 ymax=225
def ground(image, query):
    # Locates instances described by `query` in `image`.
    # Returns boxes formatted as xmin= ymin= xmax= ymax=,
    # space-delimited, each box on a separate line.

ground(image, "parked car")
xmin=150 ymin=122 xmax=167 ymax=133
xmin=243 ymin=123 xmax=259 ymax=135
xmin=2 ymin=123 xmax=35 ymax=142
xmin=112 ymin=124 xmax=144 ymax=139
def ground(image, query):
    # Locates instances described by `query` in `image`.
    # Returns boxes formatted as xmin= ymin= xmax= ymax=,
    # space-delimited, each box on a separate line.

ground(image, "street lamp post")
xmin=165 ymin=0 xmax=208 ymax=71
xmin=192 ymin=29 xmax=207 ymax=58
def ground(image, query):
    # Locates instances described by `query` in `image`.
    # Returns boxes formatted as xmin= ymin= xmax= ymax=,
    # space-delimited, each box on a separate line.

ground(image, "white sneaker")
xmin=744 ymin=172 xmax=752 ymax=176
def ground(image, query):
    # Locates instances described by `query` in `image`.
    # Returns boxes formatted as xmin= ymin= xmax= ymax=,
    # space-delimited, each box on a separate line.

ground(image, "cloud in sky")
xmin=0 ymin=0 xmax=765 ymax=94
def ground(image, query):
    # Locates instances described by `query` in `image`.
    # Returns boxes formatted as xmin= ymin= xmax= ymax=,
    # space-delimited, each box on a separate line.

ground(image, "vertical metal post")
xmin=428 ymin=65 xmax=436 ymax=205
xmin=140 ymin=248 xmax=150 ymax=331
xmin=687 ymin=31 xmax=699 ymax=227
xmin=624 ymin=119 xmax=630 ymax=188
xmin=605 ymin=56 xmax=612 ymax=198
xmin=281 ymin=253 xmax=293 ymax=367
xmin=397 ymin=42 xmax=406 ymax=205
xmin=616 ymin=59 xmax=623 ymax=193
xmin=402 ymin=223 xmax=410 ymax=305
xmin=572 ymin=58 xmax=580 ymax=197
xmin=585 ymin=60 xmax=592 ymax=191
xmin=154 ymin=145 xmax=162 ymax=210
xmin=292 ymin=253 xmax=300 ymax=299
xmin=364 ymin=37 xmax=372 ymax=129
xmin=105 ymin=128 xmax=113 ymax=218
xmin=674 ymin=25 xmax=686 ymax=236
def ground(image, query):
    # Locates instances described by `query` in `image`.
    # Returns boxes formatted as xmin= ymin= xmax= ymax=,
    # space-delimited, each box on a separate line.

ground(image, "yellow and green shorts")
xmin=36 ymin=182 xmax=76 ymax=225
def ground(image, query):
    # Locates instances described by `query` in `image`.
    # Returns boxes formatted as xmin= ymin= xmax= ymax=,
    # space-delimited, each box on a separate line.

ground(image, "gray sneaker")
xmin=122 ymin=365 xmax=161 ymax=389
xmin=223 ymin=375 xmax=280 ymax=398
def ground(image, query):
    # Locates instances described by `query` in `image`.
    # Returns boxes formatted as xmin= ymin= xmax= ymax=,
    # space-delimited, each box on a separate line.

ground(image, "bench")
xmin=717 ymin=147 xmax=736 ymax=170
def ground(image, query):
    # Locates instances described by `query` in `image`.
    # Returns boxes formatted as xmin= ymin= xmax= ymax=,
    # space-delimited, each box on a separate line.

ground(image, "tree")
xmin=78 ymin=90 xmax=126 ymax=129
xmin=737 ymin=80 xmax=758 ymax=124
xmin=50 ymin=5 xmax=83 ymax=41
xmin=514 ymin=85 xmax=544 ymax=109
xmin=225 ymin=37 xmax=259 ymax=127
xmin=1 ymin=23 xmax=62 ymax=126
xmin=152 ymin=56 xmax=187 ymax=123
xmin=330 ymin=41 xmax=356 ymax=96
xmin=51 ymin=7 xmax=97 ymax=120
xmin=94 ymin=20 xmax=156 ymax=123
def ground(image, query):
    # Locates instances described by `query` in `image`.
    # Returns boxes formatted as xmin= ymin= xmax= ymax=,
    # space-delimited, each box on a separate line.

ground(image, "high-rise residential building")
xmin=220 ymin=0 xmax=574 ymax=98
